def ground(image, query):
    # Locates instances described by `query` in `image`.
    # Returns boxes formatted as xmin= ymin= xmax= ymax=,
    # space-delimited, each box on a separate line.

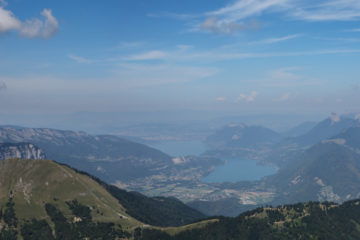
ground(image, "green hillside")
xmin=0 ymin=159 xmax=141 ymax=228
xmin=0 ymin=158 xmax=207 ymax=239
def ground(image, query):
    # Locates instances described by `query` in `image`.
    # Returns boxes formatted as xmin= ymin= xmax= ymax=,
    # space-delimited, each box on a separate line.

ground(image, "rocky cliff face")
xmin=0 ymin=143 xmax=45 ymax=160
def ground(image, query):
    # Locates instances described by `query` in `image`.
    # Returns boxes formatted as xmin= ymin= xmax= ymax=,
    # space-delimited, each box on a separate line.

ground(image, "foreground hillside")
xmin=2 ymin=159 xmax=360 ymax=239
xmin=137 ymin=199 xmax=360 ymax=240
xmin=0 ymin=158 xmax=206 ymax=239
xmin=0 ymin=159 xmax=140 ymax=226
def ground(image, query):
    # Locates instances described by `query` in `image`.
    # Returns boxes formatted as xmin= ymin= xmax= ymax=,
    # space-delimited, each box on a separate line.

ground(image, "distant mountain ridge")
xmin=0 ymin=126 xmax=174 ymax=183
xmin=281 ymin=121 xmax=317 ymax=138
xmin=268 ymin=126 xmax=360 ymax=204
xmin=206 ymin=124 xmax=281 ymax=149
xmin=291 ymin=114 xmax=359 ymax=147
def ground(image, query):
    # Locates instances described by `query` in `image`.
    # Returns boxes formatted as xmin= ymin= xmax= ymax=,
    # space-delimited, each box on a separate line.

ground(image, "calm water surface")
xmin=202 ymin=158 xmax=277 ymax=183
xmin=150 ymin=140 xmax=277 ymax=182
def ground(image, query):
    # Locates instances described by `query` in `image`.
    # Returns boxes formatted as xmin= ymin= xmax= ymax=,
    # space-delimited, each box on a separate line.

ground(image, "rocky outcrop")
xmin=0 ymin=143 xmax=45 ymax=160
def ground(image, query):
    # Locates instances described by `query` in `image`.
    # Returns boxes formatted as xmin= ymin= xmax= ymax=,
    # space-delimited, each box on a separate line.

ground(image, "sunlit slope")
xmin=0 ymin=159 xmax=141 ymax=228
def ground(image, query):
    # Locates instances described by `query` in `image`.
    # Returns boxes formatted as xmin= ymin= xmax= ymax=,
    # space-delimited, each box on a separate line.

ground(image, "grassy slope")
xmin=0 ymin=159 xmax=142 ymax=229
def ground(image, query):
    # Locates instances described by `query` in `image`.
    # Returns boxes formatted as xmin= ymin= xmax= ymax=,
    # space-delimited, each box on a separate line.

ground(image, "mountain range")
xmin=2 ymin=114 xmax=360 ymax=238
xmin=268 ymin=126 xmax=360 ymax=205
xmin=0 ymin=126 xmax=175 ymax=183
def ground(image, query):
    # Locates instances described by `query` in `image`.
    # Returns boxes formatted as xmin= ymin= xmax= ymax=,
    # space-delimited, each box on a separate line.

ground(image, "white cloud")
xmin=175 ymin=49 xmax=360 ymax=62
xmin=209 ymin=0 xmax=289 ymax=21
xmin=292 ymin=0 xmax=360 ymax=21
xmin=250 ymin=34 xmax=301 ymax=45
xmin=201 ymin=16 xmax=244 ymax=34
xmin=345 ymin=28 xmax=360 ymax=32
xmin=268 ymin=67 xmax=300 ymax=81
xmin=116 ymin=41 xmax=145 ymax=49
xmin=237 ymin=91 xmax=258 ymax=102
xmin=216 ymin=97 xmax=226 ymax=101
xmin=347 ymin=28 xmax=360 ymax=32
xmin=261 ymin=67 xmax=324 ymax=88
xmin=147 ymin=12 xmax=198 ymax=20
xmin=0 ymin=7 xmax=58 ymax=38
xmin=177 ymin=45 xmax=193 ymax=51
xmin=200 ymin=16 xmax=260 ymax=34
xmin=68 ymin=54 xmax=93 ymax=64
xmin=0 ymin=7 xmax=21 ymax=33
xmin=124 ymin=50 xmax=167 ymax=61
xmin=199 ymin=0 xmax=360 ymax=34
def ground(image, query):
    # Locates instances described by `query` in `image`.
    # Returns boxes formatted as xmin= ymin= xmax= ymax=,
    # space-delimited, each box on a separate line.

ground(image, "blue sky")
xmin=1 ymin=0 xmax=360 ymax=116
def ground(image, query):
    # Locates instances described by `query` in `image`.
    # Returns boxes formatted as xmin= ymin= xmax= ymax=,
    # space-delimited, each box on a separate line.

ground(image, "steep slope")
xmin=204 ymin=124 xmax=281 ymax=159
xmin=282 ymin=121 xmax=317 ymax=138
xmin=268 ymin=126 xmax=360 ymax=204
xmin=0 ymin=159 xmax=140 ymax=228
xmin=0 ymin=158 xmax=205 ymax=229
xmin=0 ymin=127 xmax=174 ymax=183
xmin=261 ymin=115 xmax=360 ymax=167
xmin=0 ymin=143 xmax=45 ymax=160
xmin=206 ymin=124 xmax=281 ymax=149
xmin=292 ymin=114 xmax=359 ymax=147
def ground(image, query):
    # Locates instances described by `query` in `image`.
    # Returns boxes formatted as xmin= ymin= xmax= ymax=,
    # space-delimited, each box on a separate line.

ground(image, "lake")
xmin=202 ymin=158 xmax=277 ymax=183
xmin=150 ymin=140 xmax=277 ymax=183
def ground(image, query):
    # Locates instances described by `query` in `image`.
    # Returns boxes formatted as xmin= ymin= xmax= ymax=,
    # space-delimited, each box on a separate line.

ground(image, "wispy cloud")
xmin=261 ymin=67 xmax=325 ymax=88
xmin=124 ymin=50 xmax=167 ymax=61
xmin=193 ymin=0 xmax=360 ymax=34
xmin=116 ymin=41 xmax=145 ymax=49
xmin=177 ymin=45 xmax=193 ymax=51
xmin=236 ymin=91 xmax=258 ymax=102
xmin=216 ymin=97 xmax=226 ymax=101
xmin=250 ymin=34 xmax=301 ymax=45
xmin=345 ymin=28 xmax=360 ymax=32
xmin=68 ymin=54 xmax=93 ymax=64
xmin=200 ymin=16 xmax=260 ymax=34
xmin=268 ymin=67 xmax=300 ymax=81
xmin=0 ymin=6 xmax=58 ymax=38
xmin=121 ymin=47 xmax=360 ymax=64
xmin=147 ymin=12 xmax=199 ymax=20
xmin=292 ymin=0 xmax=360 ymax=21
